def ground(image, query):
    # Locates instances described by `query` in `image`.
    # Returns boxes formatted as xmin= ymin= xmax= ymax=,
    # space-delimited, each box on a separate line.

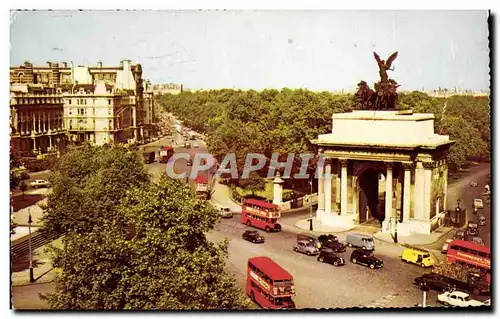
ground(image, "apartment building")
xmin=9 ymin=84 xmax=67 ymax=156
xmin=10 ymin=60 xmax=158 ymax=153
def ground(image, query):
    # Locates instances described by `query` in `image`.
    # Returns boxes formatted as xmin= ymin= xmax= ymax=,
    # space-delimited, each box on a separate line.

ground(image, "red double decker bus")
xmin=447 ymin=239 xmax=491 ymax=283
xmin=241 ymin=199 xmax=281 ymax=232
xmin=247 ymin=257 xmax=296 ymax=309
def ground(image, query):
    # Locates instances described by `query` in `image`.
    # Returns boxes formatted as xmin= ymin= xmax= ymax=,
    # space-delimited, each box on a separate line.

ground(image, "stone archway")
xmin=353 ymin=162 xmax=386 ymax=224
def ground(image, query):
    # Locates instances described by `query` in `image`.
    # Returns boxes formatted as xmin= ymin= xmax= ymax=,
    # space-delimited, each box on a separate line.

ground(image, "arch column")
xmin=340 ymin=159 xmax=348 ymax=216
xmin=351 ymin=175 xmax=358 ymax=218
xmin=382 ymin=162 xmax=394 ymax=232
xmin=335 ymin=161 xmax=341 ymax=211
xmin=316 ymin=160 xmax=325 ymax=221
xmin=401 ymin=162 xmax=413 ymax=223
xmin=324 ymin=161 xmax=332 ymax=215
xmin=414 ymin=161 xmax=425 ymax=220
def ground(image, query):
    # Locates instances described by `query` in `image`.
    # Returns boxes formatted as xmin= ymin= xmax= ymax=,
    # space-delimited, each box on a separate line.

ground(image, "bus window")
xmin=459 ymin=247 xmax=469 ymax=253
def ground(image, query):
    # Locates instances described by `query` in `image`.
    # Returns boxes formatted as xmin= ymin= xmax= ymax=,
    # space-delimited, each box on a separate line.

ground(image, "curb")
xmin=282 ymin=202 xmax=318 ymax=214
xmin=293 ymin=219 xmax=355 ymax=234
xmin=373 ymin=226 xmax=455 ymax=247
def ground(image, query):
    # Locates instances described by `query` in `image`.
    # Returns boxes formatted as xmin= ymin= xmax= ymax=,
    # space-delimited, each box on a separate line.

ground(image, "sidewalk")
xmin=373 ymin=226 xmax=455 ymax=246
xmin=11 ymin=238 xmax=61 ymax=287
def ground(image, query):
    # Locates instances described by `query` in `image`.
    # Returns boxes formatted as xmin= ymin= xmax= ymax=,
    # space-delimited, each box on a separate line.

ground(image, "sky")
xmin=9 ymin=10 xmax=490 ymax=91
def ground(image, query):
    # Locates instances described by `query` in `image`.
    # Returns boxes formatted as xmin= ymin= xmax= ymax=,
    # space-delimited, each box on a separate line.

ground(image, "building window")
xmin=108 ymin=108 xmax=112 ymax=116
xmin=77 ymin=99 xmax=80 ymax=105
xmin=69 ymin=108 xmax=72 ymax=115
xmin=109 ymin=119 xmax=112 ymax=130
xmin=108 ymin=99 xmax=111 ymax=105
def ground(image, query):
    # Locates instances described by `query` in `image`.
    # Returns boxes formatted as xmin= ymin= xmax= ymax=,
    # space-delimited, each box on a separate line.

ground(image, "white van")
xmin=346 ymin=232 xmax=375 ymax=250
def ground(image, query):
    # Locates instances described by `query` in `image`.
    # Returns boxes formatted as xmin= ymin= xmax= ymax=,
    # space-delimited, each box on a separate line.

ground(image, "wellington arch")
xmin=311 ymin=109 xmax=455 ymax=235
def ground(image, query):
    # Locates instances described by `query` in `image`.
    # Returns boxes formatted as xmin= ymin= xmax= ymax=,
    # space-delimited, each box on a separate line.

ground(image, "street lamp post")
xmin=419 ymin=280 xmax=429 ymax=308
xmin=28 ymin=209 xmax=34 ymax=283
xmin=309 ymin=179 xmax=313 ymax=231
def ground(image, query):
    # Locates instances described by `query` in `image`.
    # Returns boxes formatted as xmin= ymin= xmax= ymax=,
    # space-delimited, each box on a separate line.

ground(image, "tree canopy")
xmin=42 ymin=145 xmax=250 ymax=310
xmin=158 ymin=89 xmax=490 ymax=172
xmin=40 ymin=144 xmax=151 ymax=237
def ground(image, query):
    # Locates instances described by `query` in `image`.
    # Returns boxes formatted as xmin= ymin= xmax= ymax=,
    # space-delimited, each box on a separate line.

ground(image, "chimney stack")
xmin=62 ymin=62 xmax=68 ymax=68
xmin=97 ymin=61 xmax=103 ymax=68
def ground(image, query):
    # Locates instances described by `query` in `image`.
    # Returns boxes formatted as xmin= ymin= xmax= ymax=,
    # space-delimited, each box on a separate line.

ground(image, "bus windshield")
xmin=274 ymin=279 xmax=293 ymax=286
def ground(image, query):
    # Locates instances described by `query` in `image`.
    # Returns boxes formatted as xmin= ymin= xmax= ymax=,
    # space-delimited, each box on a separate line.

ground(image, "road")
xmin=209 ymin=218 xmax=443 ymax=308
xmin=438 ymin=163 xmax=491 ymax=248
xmin=150 ymin=132 xmax=445 ymax=308
xmin=11 ymin=282 xmax=53 ymax=310
xmin=11 ymin=125 xmax=491 ymax=309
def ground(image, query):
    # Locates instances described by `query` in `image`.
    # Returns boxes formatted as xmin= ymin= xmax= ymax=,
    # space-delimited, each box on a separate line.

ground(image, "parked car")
xmin=219 ymin=207 xmax=233 ymax=218
xmin=414 ymin=273 xmax=456 ymax=292
xmin=297 ymin=233 xmax=321 ymax=249
xmin=318 ymin=234 xmax=347 ymax=253
xmin=317 ymin=250 xmax=345 ymax=267
xmin=186 ymin=158 xmax=193 ymax=166
xmin=473 ymin=198 xmax=484 ymax=209
xmin=441 ymin=239 xmax=453 ymax=254
xmin=190 ymin=136 xmax=196 ymax=140
xmin=478 ymin=215 xmax=487 ymax=226
xmin=29 ymin=179 xmax=50 ymax=188
xmin=470 ymin=180 xmax=478 ymax=187
xmin=242 ymin=230 xmax=265 ymax=243
xmin=437 ymin=291 xmax=484 ymax=307
xmin=318 ymin=234 xmax=339 ymax=244
xmin=350 ymin=249 xmax=383 ymax=269
xmin=467 ymin=221 xmax=479 ymax=236
xmin=346 ymin=232 xmax=375 ymax=250
xmin=293 ymin=240 xmax=320 ymax=256
xmin=454 ymin=229 xmax=466 ymax=241
xmin=401 ymin=246 xmax=436 ymax=267
xmin=193 ymin=143 xmax=200 ymax=148
xmin=19 ymin=172 xmax=30 ymax=180
xmin=471 ymin=236 xmax=484 ymax=246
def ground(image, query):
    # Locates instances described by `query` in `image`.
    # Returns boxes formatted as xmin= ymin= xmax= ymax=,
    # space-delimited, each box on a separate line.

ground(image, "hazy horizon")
xmin=10 ymin=10 xmax=490 ymax=91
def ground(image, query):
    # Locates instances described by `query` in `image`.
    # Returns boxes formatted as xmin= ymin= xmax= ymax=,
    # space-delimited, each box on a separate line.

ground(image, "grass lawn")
xmin=11 ymin=194 xmax=46 ymax=212
xmin=235 ymin=180 xmax=294 ymax=201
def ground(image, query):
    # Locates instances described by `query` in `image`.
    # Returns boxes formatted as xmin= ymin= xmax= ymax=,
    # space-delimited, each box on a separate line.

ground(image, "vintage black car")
xmin=467 ymin=221 xmax=479 ymax=236
xmin=413 ymin=273 xmax=456 ymax=292
xmin=350 ymin=249 xmax=383 ymax=269
xmin=318 ymin=234 xmax=347 ymax=252
xmin=242 ymin=230 xmax=265 ymax=243
xmin=317 ymin=250 xmax=345 ymax=267
xmin=454 ymin=229 xmax=466 ymax=241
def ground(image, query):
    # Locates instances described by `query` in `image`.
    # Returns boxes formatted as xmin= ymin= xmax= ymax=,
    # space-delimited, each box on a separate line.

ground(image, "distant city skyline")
xmin=10 ymin=10 xmax=490 ymax=91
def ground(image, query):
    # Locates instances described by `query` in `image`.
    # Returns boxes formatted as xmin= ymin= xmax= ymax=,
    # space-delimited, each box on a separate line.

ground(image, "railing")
xmin=11 ymin=230 xmax=61 ymax=260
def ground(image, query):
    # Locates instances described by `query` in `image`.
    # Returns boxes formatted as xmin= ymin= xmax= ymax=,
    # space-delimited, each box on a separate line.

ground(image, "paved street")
xmin=208 ymin=219 xmax=442 ymax=308
xmin=11 ymin=126 xmax=491 ymax=310
xmin=11 ymin=283 xmax=53 ymax=310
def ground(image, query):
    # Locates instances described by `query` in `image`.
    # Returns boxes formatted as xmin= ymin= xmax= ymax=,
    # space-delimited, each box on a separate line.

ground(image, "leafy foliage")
xmin=40 ymin=144 xmax=150 ymax=237
xmin=43 ymin=176 xmax=250 ymax=310
xmin=158 ymin=89 xmax=489 ymax=172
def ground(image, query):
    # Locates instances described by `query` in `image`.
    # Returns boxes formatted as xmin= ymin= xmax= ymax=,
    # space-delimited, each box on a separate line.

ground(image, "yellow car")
xmin=401 ymin=246 xmax=436 ymax=268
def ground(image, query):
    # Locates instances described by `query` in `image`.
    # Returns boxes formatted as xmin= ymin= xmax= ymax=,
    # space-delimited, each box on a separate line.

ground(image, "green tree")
xmin=42 ymin=176 xmax=251 ymax=310
xmin=10 ymin=147 xmax=21 ymax=191
xmin=19 ymin=182 xmax=27 ymax=199
xmin=40 ymin=144 xmax=150 ymax=237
